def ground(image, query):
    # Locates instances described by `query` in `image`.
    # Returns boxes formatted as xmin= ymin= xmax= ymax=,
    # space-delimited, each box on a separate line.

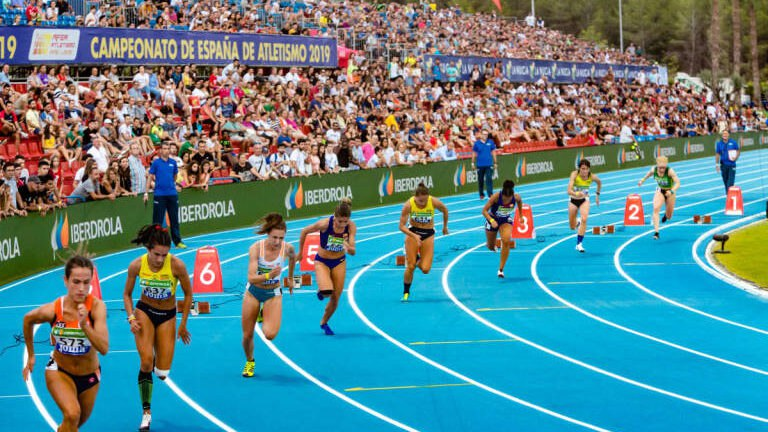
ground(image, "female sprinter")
xmin=123 ymin=224 xmax=193 ymax=431
xmin=297 ymin=198 xmax=356 ymax=336
xmin=482 ymin=180 xmax=523 ymax=278
xmin=399 ymin=183 xmax=449 ymax=301
xmin=567 ymin=159 xmax=602 ymax=253
xmin=638 ymin=156 xmax=680 ymax=240
xmin=241 ymin=213 xmax=297 ymax=377
xmin=22 ymin=255 xmax=109 ymax=432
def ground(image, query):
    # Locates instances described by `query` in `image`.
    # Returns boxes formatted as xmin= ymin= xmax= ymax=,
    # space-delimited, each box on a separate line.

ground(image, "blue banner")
xmin=0 ymin=26 xmax=338 ymax=67
xmin=424 ymin=55 xmax=669 ymax=85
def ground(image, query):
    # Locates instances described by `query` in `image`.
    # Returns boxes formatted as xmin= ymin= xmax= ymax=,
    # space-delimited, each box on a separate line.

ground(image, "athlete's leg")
xmin=578 ymin=200 xmax=591 ymax=237
xmin=417 ymin=237 xmax=435 ymax=274
xmin=665 ymin=193 xmax=677 ymax=220
xmin=485 ymin=229 xmax=497 ymax=251
xmin=403 ymin=234 xmax=419 ymax=285
xmin=499 ymin=223 xmax=513 ymax=272
xmin=133 ymin=308 xmax=156 ymax=413
xmin=153 ymin=314 xmax=177 ymax=378
xmin=76 ymin=379 xmax=100 ymax=426
xmin=568 ymin=202 xmax=579 ymax=230
xmin=261 ymin=295 xmax=283 ymax=341
xmin=241 ymin=291 xmax=261 ymax=360
xmin=321 ymin=261 xmax=347 ymax=326
xmin=652 ymin=191 xmax=664 ymax=233
xmin=315 ymin=260 xmax=334 ymax=298
xmin=45 ymin=369 xmax=80 ymax=432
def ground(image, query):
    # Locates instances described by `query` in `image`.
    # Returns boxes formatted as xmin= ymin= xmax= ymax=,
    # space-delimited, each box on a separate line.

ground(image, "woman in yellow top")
xmin=638 ymin=156 xmax=681 ymax=240
xmin=123 ymin=224 xmax=193 ymax=431
xmin=23 ymin=255 xmax=109 ymax=432
xmin=241 ymin=213 xmax=297 ymax=377
xmin=567 ymin=159 xmax=602 ymax=253
xmin=399 ymin=183 xmax=449 ymax=301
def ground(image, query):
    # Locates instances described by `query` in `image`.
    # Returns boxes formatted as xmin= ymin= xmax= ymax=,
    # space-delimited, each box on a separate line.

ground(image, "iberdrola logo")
xmin=284 ymin=182 xmax=303 ymax=213
xmin=653 ymin=145 xmax=662 ymax=159
xmin=378 ymin=171 xmax=394 ymax=202
xmin=515 ymin=157 xmax=527 ymax=178
xmin=574 ymin=151 xmax=585 ymax=168
xmin=453 ymin=164 xmax=466 ymax=191
xmin=50 ymin=212 xmax=70 ymax=256
xmin=617 ymin=148 xmax=627 ymax=165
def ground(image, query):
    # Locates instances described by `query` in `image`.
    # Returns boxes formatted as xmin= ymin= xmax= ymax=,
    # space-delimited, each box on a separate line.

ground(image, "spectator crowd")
xmin=1 ymin=0 xmax=765 ymax=221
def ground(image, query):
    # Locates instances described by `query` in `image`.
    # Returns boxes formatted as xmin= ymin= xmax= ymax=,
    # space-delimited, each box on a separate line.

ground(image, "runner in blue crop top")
xmin=298 ymin=198 xmax=357 ymax=336
xmin=482 ymin=179 xmax=523 ymax=278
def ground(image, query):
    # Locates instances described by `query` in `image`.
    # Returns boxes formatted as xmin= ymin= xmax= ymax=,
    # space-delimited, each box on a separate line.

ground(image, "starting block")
xmin=693 ymin=215 xmax=712 ymax=224
xmin=301 ymin=274 xmax=312 ymax=286
xmin=495 ymin=238 xmax=516 ymax=249
xmin=395 ymin=255 xmax=406 ymax=266
xmin=283 ymin=274 xmax=314 ymax=289
xmin=196 ymin=301 xmax=211 ymax=314
xmin=592 ymin=225 xmax=616 ymax=235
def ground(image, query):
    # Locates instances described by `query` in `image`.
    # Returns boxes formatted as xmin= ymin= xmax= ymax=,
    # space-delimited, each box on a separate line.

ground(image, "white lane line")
xmin=164 ymin=377 xmax=237 ymax=432
xmin=348 ymin=227 xmax=611 ymax=432
xmin=0 ymin=395 xmax=31 ymax=399
xmin=691 ymin=215 xmax=768 ymax=299
xmin=23 ymin=324 xmax=57 ymax=431
xmin=446 ymin=243 xmax=768 ymax=423
xmin=255 ymin=326 xmax=418 ymax=431
xmin=548 ymin=281 xmax=630 ymax=285
xmin=615 ymin=201 xmax=768 ymax=336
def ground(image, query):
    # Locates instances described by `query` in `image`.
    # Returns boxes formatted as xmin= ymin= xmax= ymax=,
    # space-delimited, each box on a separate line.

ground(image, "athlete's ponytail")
xmin=256 ymin=213 xmax=286 ymax=234
xmin=501 ymin=180 xmax=515 ymax=197
xmin=64 ymin=255 xmax=94 ymax=279
xmin=131 ymin=224 xmax=172 ymax=249
xmin=414 ymin=182 xmax=429 ymax=197
xmin=335 ymin=197 xmax=352 ymax=218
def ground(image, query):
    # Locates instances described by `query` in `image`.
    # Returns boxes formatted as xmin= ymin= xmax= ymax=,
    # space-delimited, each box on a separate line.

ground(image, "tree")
xmin=732 ymin=0 xmax=742 ymax=76
xmin=749 ymin=0 xmax=760 ymax=102
xmin=709 ymin=0 xmax=722 ymax=99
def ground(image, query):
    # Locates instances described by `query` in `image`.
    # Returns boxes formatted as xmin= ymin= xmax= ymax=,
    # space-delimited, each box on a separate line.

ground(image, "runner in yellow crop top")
xmin=567 ymin=159 xmax=602 ymax=253
xmin=23 ymin=255 xmax=109 ymax=432
xmin=123 ymin=224 xmax=193 ymax=431
xmin=398 ymin=182 xmax=449 ymax=302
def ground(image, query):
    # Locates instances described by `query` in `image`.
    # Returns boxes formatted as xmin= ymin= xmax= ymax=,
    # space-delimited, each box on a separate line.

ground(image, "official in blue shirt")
xmin=472 ymin=130 xmax=497 ymax=199
xmin=714 ymin=130 xmax=739 ymax=194
xmin=145 ymin=142 xmax=186 ymax=248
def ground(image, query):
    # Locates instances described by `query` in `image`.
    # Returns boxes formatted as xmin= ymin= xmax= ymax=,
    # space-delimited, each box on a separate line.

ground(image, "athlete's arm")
xmin=567 ymin=171 xmax=580 ymax=198
xmin=638 ymin=168 xmax=653 ymax=187
xmin=82 ymin=298 xmax=109 ymax=355
xmin=172 ymin=257 xmax=192 ymax=345
xmin=296 ymin=218 xmax=328 ymax=263
xmin=123 ymin=259 xmax=141 ymax=331
xmin=399 ymin=201 xmax=418 ymax=239
xmin=433 ymin=197 xmax=449 ymax=235
xmin=514 ymin=193 xmax=524 ymax=218
xmin=669 ymin=168 xmax=681 ymax=192
xmin=22 ymin=302 xmax=55 ymax=380
xmin=285 ymin=244 xmax=297 ymax=294
xmin=345 ymin=220 xmax=357 ymax=255
xmin=593 ymin=174 xmax=602 ymax=206
xmin=482 ymin=193 xmax=497 ymax=222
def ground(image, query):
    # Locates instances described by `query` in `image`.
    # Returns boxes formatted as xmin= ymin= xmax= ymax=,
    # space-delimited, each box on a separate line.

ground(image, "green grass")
xmin=712 ymin=220 xmax=768 ymax=289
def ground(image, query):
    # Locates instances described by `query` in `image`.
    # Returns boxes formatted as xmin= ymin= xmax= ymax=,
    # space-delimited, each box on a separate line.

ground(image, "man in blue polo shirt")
xmin=715 ymin=130 xmax=739 ymax=194
xmin=471 ymin=130 xmax=497 ymax=199
xmin=144 ymin=142 xmax=186 ymax=248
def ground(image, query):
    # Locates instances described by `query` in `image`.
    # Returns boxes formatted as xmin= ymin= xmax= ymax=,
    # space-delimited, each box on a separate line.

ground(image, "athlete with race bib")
xmin=567 ymin=159 xmax=602 ymax=252
xmin=399 ymin=183 xmax=449 ymax=301
xmin=241 ymin=213 xmax=296 ymax=377
xmin=297 ymin=198 xmax=356 ymax=336
xmin=123 ymin=224 xmax=193 ymax=431
xmin=22 ymin=256 xmax=109 ymax=432
xmin=638 ymin=156 xmax=680 ymax=240
xmin=482 ymin=180 xmax=523 ymax=278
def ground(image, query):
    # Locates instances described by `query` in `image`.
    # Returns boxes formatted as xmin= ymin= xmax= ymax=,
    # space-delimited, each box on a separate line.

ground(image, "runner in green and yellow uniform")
xmin=567 ymin=159 xmax=602 ymax=252
xmin=638 ymin=156 xmax=681 ymax=240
